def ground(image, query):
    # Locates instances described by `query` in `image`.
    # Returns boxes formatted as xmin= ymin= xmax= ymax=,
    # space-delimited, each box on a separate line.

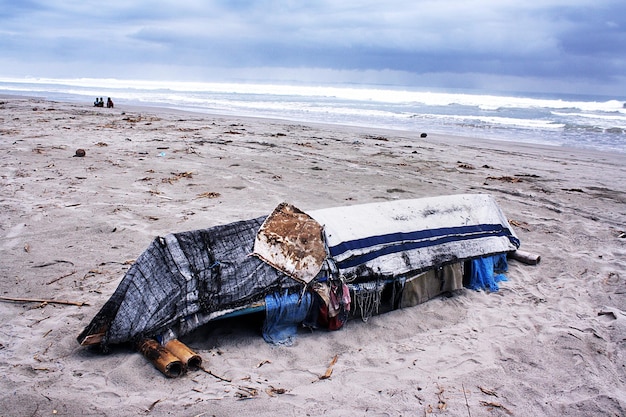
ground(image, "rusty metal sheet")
xmin=253 ymin=202 xmax=327 ymax=284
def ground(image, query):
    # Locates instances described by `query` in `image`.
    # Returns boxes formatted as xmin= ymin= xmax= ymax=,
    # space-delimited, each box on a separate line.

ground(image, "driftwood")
xmin=509 ymin=250 xmax=541 ymax=265
xmin=46 ymin=270 xmax=77 ymax=285
xmin=200 ymin=366 xmax=231 ymax=382
xmin=0 ymin=296 xmax=88 ymax=307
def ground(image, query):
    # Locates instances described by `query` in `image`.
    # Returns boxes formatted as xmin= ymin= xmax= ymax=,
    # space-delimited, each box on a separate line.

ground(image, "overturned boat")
xmin=78 ymin=194 xmax=522 ymax=377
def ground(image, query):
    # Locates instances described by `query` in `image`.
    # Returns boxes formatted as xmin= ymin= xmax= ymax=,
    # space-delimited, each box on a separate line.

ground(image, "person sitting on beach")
xmin=106 ymin=97 xmax=114 ymax=108
xmin=94 ymin=97 xmax=100 ymax=107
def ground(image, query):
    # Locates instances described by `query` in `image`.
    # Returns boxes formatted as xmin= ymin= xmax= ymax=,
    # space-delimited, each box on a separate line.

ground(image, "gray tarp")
xmin=77 ymin=217 xmax=302 ymax=347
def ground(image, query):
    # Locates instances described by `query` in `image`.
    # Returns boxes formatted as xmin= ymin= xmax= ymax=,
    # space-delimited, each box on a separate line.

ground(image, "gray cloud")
xmin=0 ymin=0 xmax=625 ymax=95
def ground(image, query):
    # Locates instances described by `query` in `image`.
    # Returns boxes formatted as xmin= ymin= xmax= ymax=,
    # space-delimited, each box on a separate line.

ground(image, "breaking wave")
xmin=1 ymin=76 xmax=624 ymax=153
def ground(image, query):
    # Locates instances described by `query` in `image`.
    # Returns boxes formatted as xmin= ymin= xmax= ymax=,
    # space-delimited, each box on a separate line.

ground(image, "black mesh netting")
xmin=77 ymin=216 xmax=302 ymax=347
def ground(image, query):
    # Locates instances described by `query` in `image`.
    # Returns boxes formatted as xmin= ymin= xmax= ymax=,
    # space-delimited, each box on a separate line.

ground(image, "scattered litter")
xmin=33 ymin=260 xmax=75 ymax=268
xmin=256 ymin=360 xmax=271 ymax=368
xmin=364 ymin=135 xmax=388 ymax=141
xmin=318 ymin=355 xmax=338 ymax=381
xmin=509 ymin=219 xmax=530 ymax=231
xmin=162 ymin=171 xmax=193 ymax=183
xmin=146 ymin=399 xmax=161 ymax=412
xmin=196 ymin=191 xmax=221 ymax=199
xmin=74 ymin=149 xmax=86 ymax=157
xmin=265 ymin=386 xmax=287 ymax=396
xmin=200 ymin=366 xmax=231 ymax=382
xmin=598 ymin=310 xmax=617 ymax=320
xmin=480 ymin=400 xmax=513 ymax=415
xmin=236 ymin=386 xmax=258 ymax=399
xmin=46 ymin=270 xmax=77 ymax=285
xmin=486 ymin=176 xmax=522 ymax=183
xmin=479 ymin=386 xmax=499 ymax=397
xmin=457 ymin=162 xmax=475 ymax=169
xmin=606 ymin=271 xmax=619 ymax=283
xmin=436 ymin=384 xmax=447 ymax=411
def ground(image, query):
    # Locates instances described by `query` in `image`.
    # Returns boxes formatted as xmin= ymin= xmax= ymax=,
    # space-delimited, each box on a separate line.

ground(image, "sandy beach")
xmin=1 ymin=96 xmax=625 ymax=416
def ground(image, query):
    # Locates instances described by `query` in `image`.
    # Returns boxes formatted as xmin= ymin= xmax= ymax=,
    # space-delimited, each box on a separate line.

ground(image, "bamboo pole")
xmin=138 ymin=339 xmax=184 ymax=378
xmin=165 ymin=339 xmax=203 ymax=370
xmin=509 ymin=250 xmax=541 ymax=265
xmin=0 ymin=296 xmax=88 ymax=306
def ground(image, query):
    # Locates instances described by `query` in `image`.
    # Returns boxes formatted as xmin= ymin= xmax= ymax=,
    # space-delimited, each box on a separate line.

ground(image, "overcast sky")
xmin=1 ymin=0 xmax=625 ymax=96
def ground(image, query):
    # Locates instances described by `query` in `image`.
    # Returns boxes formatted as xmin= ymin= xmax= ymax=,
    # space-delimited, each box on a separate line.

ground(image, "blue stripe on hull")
xmin=328 ymin=224 xmax=519 ymax=258
xmin=331 ymin=224 xmax=519 ymax=270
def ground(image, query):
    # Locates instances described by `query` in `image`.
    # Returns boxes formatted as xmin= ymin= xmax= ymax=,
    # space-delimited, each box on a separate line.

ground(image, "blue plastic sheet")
xmin=468 ymin=254 xmax=509 ymax=292
xmin=493 ymin=252 xmax=509 ymax=273
xmin=262 ymin=291 xmax=312 ymax=345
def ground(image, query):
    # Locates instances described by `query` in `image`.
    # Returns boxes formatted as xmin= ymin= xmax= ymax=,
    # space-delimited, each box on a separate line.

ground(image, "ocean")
xmin=1 ymin=77 xmax=625 ymax=153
